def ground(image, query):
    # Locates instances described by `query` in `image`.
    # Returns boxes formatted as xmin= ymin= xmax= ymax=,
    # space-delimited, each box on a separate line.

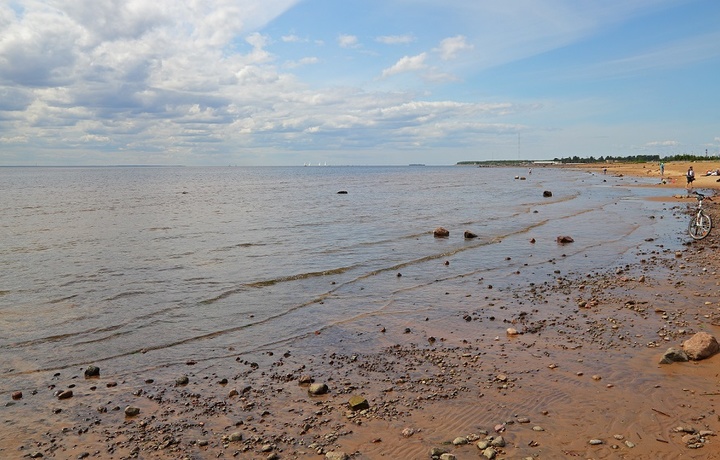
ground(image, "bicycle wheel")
xmin=688 ymin=211 xmax=712 ymax=240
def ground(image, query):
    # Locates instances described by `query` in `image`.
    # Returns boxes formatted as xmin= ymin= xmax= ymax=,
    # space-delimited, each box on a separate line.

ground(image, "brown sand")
xmin=3 ymin=162 xmax=720 ymax=460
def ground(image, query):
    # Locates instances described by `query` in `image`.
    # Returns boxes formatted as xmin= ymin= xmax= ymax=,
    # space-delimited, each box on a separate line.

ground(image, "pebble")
xmin=84 ymin=365 xmax=100 ymax=378
xmin=308 ymin=383 xmax=329 ymax=395
xmin=532 ymin=426 xmax=544 ymax=431
xmin=12 ymin=391 xmax=22 ymax=400
xmin=325 ymin=452 xmax=349 ymax=460
xmin=57 ymin=390 xmax=73 ymax=400
xmin=175 ymin=375 xmax=189 ymax=386
xmin=589 ymin=439 xmax=603 ymax=445
xmin=440 ymin=454 xmax=456 ymax=460
xmin=429 ymin=447 xmax=447 ymax=457
xmin=124 ymin=406 xmax=140 ymax=417
xmin=452 ymin=436 xmax=467 ymax=445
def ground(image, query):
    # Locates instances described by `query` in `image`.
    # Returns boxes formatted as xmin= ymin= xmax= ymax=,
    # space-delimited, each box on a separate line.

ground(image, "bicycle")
xmin=688 ymin=191 xmax=713 ymax=240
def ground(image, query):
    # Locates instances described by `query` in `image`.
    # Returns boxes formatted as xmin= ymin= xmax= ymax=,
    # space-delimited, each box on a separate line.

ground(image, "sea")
xmin=0 ymin=165 xmax=687 ymax=393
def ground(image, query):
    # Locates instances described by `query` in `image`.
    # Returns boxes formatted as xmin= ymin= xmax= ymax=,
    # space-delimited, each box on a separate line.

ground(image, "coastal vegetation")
xmin=458 ymin=153 xmax=718 ymax=166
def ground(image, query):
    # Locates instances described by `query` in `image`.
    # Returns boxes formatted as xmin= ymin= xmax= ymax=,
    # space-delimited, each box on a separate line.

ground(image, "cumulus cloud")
xmin=337 ymin=34 xmax=359 ymax=48
xmin=381 ymin=53 xmax=428 ymax=78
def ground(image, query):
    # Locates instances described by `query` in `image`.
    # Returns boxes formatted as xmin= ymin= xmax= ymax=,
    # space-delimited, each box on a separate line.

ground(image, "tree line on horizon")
xmin=457 ymin=154 xmax=718 ymax=166
xmin=552 ymin=154 xmax=719 ymax=164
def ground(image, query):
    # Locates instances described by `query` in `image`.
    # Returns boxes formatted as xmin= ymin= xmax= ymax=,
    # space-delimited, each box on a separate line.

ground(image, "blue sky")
xmin=1 ymin=0 xmax=719 ymax=166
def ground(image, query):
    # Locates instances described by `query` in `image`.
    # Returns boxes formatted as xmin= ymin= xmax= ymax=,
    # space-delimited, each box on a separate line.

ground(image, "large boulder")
xmin=682 ymin=332 xmax=720 ymax=360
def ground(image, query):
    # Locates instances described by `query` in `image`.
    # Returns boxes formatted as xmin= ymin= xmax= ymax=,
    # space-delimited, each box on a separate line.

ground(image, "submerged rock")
xmin=433 ymin=227 xmax=450 ymax=238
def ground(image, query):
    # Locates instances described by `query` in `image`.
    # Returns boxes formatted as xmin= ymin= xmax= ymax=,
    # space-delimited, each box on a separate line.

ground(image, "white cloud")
xmin=381 ymin=53 xmax=428 ymax=78
xmin=376 ymin=34 xmax=415 ymax=45
xmin=0 ymin=0 xmax=715 ymax=165
xmin=645 ymin=140 xmax=679 ymax=147
xmin=337 ymin=34 xmax=359 ymax=48
xmin=284 ymin=57 xmax=320 ymax=68
xmin=435 ymin=35 xmax=473 ymax=60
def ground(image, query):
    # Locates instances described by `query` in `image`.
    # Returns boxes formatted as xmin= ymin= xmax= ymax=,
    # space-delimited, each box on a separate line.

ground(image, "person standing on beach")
xmin=660 ymin=162 xmax=664 ymax=176
xmin=686 ymin=166 xmax=695 ymax=190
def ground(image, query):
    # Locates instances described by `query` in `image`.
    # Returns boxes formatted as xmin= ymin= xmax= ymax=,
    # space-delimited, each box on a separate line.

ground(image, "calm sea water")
xmin=0 ymin=165 xmax=684 ymax=391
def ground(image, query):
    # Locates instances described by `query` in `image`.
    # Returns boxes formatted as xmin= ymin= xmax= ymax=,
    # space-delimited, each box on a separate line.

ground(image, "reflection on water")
xmin=0 ymin=166 xmax=682 ymax=390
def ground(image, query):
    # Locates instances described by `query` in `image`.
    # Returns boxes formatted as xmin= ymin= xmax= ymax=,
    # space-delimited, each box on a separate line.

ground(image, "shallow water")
xmin=0 ymin=165 xmax=685 ymax=392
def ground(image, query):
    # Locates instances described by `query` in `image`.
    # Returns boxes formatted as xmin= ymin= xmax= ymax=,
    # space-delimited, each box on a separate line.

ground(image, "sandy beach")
xmin=3 ymin=162 xmax=720 ymax=460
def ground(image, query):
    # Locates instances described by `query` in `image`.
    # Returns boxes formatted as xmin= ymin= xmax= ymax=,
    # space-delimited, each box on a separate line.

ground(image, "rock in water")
xmin=433 ymin=227 xmax=450 ymax=238
xmin=556 ymin=235 xmax=574 ymax=244
xmin=543 ymin=190 xmax=552 ymax=197
xmin=464 ymin=230 xmax=478 ymax=239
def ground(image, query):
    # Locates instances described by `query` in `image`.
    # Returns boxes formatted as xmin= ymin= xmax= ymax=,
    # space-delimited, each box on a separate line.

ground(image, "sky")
xmin=1 ymin=0 xmax=719 ymax=166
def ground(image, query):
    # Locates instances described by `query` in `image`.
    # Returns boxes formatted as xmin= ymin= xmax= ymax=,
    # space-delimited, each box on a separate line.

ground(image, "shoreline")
xmin=3 ymin=164 xmax=720 ymax=459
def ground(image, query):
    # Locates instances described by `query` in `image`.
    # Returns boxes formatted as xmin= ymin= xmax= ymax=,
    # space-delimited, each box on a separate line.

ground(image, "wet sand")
xmin=3 ymin=161 xmax=720 ymax=460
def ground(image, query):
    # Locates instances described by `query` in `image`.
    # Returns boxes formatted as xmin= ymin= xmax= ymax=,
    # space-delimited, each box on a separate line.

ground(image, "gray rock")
xmin=429 ymin=447 xmax=447 ymax=457
xmin=175 ymin=375 xmax=189 ymax=386
xmin=482 ymin=447 xmax=497 ymax=459
xmin=491 ymin=436 xmax=505 ymax=447
xmin=325 ymin=452 xmax=349 ymax=460
xmin=452 ymin=436 xmax=467 ymax=445
xmin=660 ymin=347 xmax=689 ymax=364
xmin=124 ymin=406 xmax=140 ymax=417
xmin=476 ymin=440 xmax=490 ymax=450
xmin=440 ymin=454 xmax=457 ymax=460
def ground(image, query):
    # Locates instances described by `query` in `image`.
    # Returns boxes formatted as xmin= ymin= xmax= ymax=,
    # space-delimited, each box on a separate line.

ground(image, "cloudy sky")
xmin=1 ymin=0 xmax=719 ymax=166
